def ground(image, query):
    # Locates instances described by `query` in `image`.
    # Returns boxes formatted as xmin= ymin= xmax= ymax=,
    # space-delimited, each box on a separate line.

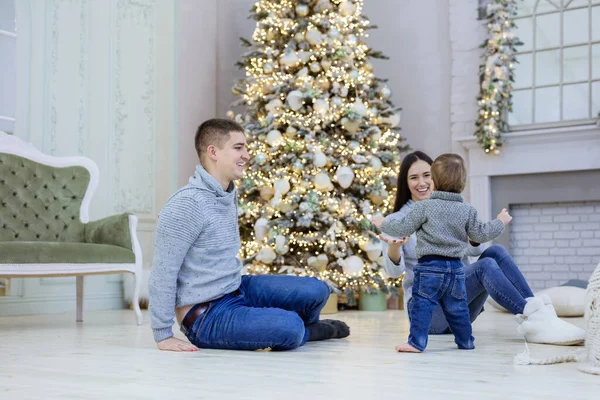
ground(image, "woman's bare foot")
xmin=395 ymin=343 xmax=421 ymax=353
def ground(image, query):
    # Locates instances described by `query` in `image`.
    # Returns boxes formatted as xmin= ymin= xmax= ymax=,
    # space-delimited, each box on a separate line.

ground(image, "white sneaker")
xmin=517 ymin=297 xmax=585 ymax=346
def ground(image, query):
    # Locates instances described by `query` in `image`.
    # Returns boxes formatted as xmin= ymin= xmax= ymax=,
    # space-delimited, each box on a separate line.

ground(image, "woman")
xmin=381 ymin=151 xmax=585 ymax=345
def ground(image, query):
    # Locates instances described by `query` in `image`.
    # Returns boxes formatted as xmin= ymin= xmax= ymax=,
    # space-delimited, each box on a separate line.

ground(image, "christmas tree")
xmin=230 ymin=0 xmax=407 ymax=295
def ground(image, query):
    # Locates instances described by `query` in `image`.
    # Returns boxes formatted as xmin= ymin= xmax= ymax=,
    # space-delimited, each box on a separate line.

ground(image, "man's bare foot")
xmin=157 ymin=337 xmax=199 ymax=352
xmin=395 ymin=343 xmax=421 ymax=353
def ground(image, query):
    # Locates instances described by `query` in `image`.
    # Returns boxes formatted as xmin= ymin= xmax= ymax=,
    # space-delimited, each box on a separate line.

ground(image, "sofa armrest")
xmin=84 ymin=213 xmax=133 ymax=250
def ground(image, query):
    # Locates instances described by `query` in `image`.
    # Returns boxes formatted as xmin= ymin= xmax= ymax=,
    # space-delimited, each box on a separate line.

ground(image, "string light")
xmin=474 ymin=0 xmax=522 ymax=155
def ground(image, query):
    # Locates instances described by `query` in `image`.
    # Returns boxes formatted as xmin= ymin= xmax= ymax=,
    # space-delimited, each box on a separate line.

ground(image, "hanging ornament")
xmin=285 ymin=126 xmax=297 ymax=137
xmin=339 ymin=1 xmax=355 ymax=17
xmin=341 ymin=255 xmax=364 ymax=276
xmin=307 ymin=254 xmax=329 ymax=272
xmin=335 ymin=166 xmax=355 ymax=189
xmin=351 ymin=98 xmax=367 ymax=117
xmin=293 ymin=159 xmax=304 ymax=170
xmin=255 ymin=153 xmax=267 ymax=165
xmin=309 ymin=62 xmax=321 ymax=73
xmin=298 ymin=51 xmax=312 ymax=63
xmin=226 ymin=110 xmax=235 ymax=119
xmin=380 ymin=85 xmax=392 ymax=99
xmin=280 ymin=51 xmax=299 ymax=67
xmin=313 ymin=151 xmax=327 ymax=167
xmin=294 ymin=32 xmax=305 ymax=42
xmin=352 ymin=154 xmax=368 ymax=164
xmin=306 ymin=29 xmax=323 ymax=46
xmin=274 ymin=177 xmax=291 ymax=195
xmin=296 ymin=4 xmax=309 ymax=17
xmin=314 ymin=172 xmax=334 ymax=191
xmin=346 ymin=34 xmax=358 ymax=46
xmin=369 ymin=156 xmax=382 ymax=171
xmin=263 ymin=62 xmax=274 ymax=73
xmin=265 ymin=30 xmax=275 ymax=41
xmin=265 ymin=98 xmax=283 ymax=113
xmin=256 ymin=246 xmax=277 ymax=264
xmin=313 ymin=99 xmax=329 ymax=115
xmin=341 ymin=117 xmax=360 ymax=133
xmin=254 ymin=218 xmax=269 ymax=241
xmin=383 ymin=112 xmax=401 ymax=127
xmin=296 ymin=67 xmax=309 ymax=78
xmin=266 ymin=129 xmax=283 ymax=147
xmin=348 ymin=141 xmax=360 ymax=150
xmin=331 ymin=96 xmax=343 ymax=107
xmin=260 ymin=186 xmax=275 ymax=201
xmin=287 ymin=90 xmax=304 ymax=111
xmin=320 ymin=59 xmax=332 ymax=70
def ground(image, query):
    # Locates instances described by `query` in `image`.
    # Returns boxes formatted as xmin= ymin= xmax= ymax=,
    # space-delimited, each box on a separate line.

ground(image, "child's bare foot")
xmin=395 ymin=343 xmax=421 ymax=353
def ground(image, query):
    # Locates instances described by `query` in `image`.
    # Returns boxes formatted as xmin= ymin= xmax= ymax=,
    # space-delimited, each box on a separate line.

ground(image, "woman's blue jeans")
xmin=428 ymin=245 xmax=534 ymax=334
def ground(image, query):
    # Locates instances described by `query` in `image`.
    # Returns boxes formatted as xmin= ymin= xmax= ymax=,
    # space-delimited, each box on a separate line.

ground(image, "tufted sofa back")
xmin=0 ymin=153 xmax=89 ymax=242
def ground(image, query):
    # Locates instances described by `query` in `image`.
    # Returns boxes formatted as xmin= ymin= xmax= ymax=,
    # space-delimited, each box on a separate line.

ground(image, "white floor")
xmin=0 ymin=307 xmax=598 ymax=400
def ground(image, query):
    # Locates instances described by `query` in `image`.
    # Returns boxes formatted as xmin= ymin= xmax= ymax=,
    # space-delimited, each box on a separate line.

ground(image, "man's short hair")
xmin=194 ymin=118 xmax=244 ymax=159
xmin=431 ymin=153 xmax=467 ymax=193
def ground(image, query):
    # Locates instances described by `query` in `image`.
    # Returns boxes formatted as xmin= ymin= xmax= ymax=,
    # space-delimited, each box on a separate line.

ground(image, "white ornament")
xmin=296 ymin=4 xmax=309 ymax=17
xmin=296 ymin=67 xmax=309 ymax=77
xmin=328 ymin=28 xmax=341 ymax=39
xmin=293 ymin=160 xmax=304 ymax=170
xmin=275 ymin=235 xmax=289 ymax=254
xmin=255 ymin=153 xmax=267 ymax=165
xmin=263 ymin=62 xmax=274 ymax=73
xmin=363 ymin=241 xmax=382 ymax=262
xmin=254 ymin=218 xmax=269 ymax=241
xmin=313 ymin=99 xmax=329 ymax=115
xmin=306 ymin=29 xmax=323 ymax=46
xmin=313 ymin=151 xmax=327 ymax=167
xmin=352 ymin=154 xmax=368 ymax=164
xmin=320 ymin=59 xmax=332 ymax=70
xmin=285 ymin=126 xmax=297 ymax=136
xmin=384 ymin=112 xmax=401 ymax=127
xmin=370 ymin=156 xmax=382 ymax=171
xmin=265 ymin=98 xmax=283 ymax=113
xmin=315 ymin=0 xmax=333 ymax=12
xmin=341 ymin=117 xmax=360 ymax=133
xmin=314 ymin=172 xmax=334 ymax=191
xmin=348 ymin=141 xmax=360 ymax=150
xmin=308 ymin=254 xmax=329 ymax=272
xmin=287 ymin=90 xmax=304 ymax=111
xmin=280 ymin=51 xmax=299 ymax=67
xmin=294 ymin=32 xmax=305 ymax=42
xmin=298 ymin=51 xmax=312 ymax=63
xmin=274 ymin=177 xmax=291 ymax=195
xmin=346 ymin=34 xmax=358 ymax=46
xmin=339 ymin=1 xmax=355 ymax=17
xmin=226 ymin=110 xmax=235 ymax=119
xmin=266 ymin=129 xmax=283 ymax=147
xmin=331 ymin=96 xmax=343 ymax=107
xmin=335 ymin=166 xmax=355 ymax=189
xmin=341 ymin=255 xmax=364 ymax=276
xmin=351 ymin=98 xmax=367 ymax=117
xmin=380 ymin=85 xmax=391 ymax=99
xmin=256 ymin=246 xmax=277 ymax=264
xmin=309 ymin=62 xmax=321 ymax=73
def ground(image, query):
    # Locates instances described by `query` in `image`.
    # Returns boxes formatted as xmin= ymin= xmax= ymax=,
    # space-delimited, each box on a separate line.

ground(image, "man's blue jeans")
xmin=182 ymin=275 xmax=330 ymax=351
xmin=408 ymin=259 xmax=474 ymax=351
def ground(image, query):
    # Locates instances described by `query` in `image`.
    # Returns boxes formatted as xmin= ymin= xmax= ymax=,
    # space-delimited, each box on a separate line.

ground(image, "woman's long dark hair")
xmin=392 ymin=151 xmax=434 ymax=212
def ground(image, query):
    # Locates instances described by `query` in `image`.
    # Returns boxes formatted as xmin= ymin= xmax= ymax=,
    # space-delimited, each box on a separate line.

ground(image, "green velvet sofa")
xmin=0 ymin=132 xmax=142 ymax=324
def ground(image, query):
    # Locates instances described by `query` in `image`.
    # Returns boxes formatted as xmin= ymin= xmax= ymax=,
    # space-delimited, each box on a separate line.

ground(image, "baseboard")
xmin=0 ymin=294 xmax=126 ymax=317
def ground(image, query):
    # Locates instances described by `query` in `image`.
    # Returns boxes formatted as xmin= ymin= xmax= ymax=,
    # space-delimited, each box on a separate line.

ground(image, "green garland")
xmin=475 ymin=0 xmax=522 ymax=154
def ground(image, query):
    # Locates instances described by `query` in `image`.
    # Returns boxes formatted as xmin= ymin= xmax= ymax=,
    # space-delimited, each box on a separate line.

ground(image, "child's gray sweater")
xmin=380 ymin=191 xmax=504 ymax=260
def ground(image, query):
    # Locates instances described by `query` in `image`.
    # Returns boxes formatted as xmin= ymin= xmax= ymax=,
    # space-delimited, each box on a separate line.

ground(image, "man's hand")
xmin=371 ymin=215 xmax=385 ymax=229
xmin=157 ymin=337 xmax=199 ymax=352
xmin=497 ymin=208 xmax=512 ymax=225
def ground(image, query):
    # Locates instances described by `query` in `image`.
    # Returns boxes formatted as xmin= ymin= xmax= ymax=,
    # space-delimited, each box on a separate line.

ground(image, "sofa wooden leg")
xmin=76 ymin=276 xmax=84 ymax=322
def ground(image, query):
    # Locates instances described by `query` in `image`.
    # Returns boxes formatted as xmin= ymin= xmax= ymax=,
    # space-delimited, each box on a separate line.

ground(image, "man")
xmin=149 ymin=118 xmax=350 ymax=351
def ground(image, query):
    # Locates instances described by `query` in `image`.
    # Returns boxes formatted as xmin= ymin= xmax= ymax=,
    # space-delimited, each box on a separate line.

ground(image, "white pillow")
xmin=535 ymin=286 xmax=586 ymax=317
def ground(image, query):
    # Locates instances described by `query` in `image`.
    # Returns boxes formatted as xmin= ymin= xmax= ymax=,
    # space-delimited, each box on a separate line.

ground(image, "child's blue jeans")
xmin=408 ymin=257 xmax=475 ymax=351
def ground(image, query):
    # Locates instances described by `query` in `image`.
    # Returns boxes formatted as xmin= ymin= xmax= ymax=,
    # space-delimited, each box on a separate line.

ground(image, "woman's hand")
xmin=379 ymin=233 xmax=409 ymax=247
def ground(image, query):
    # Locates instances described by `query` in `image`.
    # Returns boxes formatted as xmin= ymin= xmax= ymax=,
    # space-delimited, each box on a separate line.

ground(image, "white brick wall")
xmin=509 ymin=202 xmax=600 ymax=290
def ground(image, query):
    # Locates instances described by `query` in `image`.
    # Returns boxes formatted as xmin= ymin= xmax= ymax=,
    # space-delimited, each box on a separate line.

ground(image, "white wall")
xmin=1 ymin=0 xmax=179 ymax=317
xmin=216 ymin=0 xmax=454 ymax=158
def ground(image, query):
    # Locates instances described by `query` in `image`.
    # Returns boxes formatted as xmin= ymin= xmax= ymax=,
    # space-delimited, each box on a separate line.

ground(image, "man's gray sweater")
xmin=380 ymin=191 xmax=504 ymax=260
xmin=148 ymin=164 xmax=242 ymax=342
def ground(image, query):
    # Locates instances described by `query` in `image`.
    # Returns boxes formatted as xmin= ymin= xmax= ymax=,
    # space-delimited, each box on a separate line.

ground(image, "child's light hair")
xmin=431 ymin=153 xmax=466 ymax=193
